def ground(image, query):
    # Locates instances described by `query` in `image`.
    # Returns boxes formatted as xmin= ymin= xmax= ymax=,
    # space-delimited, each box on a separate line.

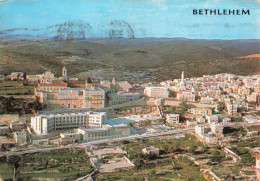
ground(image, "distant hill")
xmin=0 ymin=38 xmax=259 ymax=82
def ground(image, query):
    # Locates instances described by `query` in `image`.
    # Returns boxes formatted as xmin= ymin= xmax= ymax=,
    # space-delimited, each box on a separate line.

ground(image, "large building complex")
xmin=36 ymin=85 xmax=105 ymax=109
xmin=33 ymin=67 xmax=106 ymax=109
xmin=108 ymin=92 xmax=141 ymax=106
xmin=76 ymin=124 xmax=130 ymax=142
xmin=177 ymin=91 xmax=196 ymax=102
xmin=31 ymin=111 xmax=107 ymax=135
xmin=144 ymin=87 xmax=169 ymax=98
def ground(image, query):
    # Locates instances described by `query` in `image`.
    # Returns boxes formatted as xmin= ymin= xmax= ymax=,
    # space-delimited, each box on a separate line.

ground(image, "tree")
xmin=169 ymin=90 xmax=176 ymax=97
xmin=104 ymin=175 xmax=111 ymax=181
xmin=121 ymin=140 xmax=129 ymax=144
xmin=188 ymin=146 xmax=196 ymax=155
xmin=201 ymin=145 xmax=208 ymax=153
xmin=23 ymin=72 xmax=27 ymax=80
xmin=43 ymin=160 xmax=48 ymax=169
xmin=217 ymin=102 xmax=225 ymax=112
xmin=150 ymin=169 xmax=156 ymax=176
xmin=210 ymin=155 xmax=221 ymax=162
xmin=211 ymin=150 xmax=219 ymax=156
xmin=179 ymin=101 xmax=189 ymax=115
xmin=179 ymin=101 xmax=188 ymax=110
xmin=212 ymin=145 xmax=221 ymax=150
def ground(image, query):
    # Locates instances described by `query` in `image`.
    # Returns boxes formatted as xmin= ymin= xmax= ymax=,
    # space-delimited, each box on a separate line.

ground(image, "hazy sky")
xmin=0 ymin=0 xmax=259 ymax=39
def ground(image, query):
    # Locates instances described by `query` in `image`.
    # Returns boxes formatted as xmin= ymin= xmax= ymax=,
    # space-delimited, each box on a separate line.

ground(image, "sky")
xmin=0 ymin=0 xmax=259 ymax=39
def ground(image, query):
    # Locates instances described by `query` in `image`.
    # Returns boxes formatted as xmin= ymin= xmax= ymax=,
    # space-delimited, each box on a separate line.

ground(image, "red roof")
xmin=257 ymin=155 xmax=260 ymax=160
xmin=40 ymin=83 xmax=67 ymax=87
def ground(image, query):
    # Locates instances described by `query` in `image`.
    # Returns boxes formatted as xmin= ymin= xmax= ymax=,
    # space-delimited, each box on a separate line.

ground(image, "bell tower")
xmin=62 ymin=66 xmax=67 ymax=80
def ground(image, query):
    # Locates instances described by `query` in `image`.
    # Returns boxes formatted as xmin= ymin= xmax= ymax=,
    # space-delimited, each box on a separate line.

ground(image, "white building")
xmin=166 ymin=114 xmax=180 ymax=125
xmin=144 ymin=87 xmax=169 ymax=98
xmin=200 ymin=96 xmax=214 ymax=104
xmin=226 ymin=102 xmax=237 ymax=116
xmin=196 ymin=117 xmax=206 ymax=124
xmin=76 ymin=124 xmax=130 ymax=142
xmin=177 ymin=91 xmax=195 ymax=102
xmin=210 ymin=123 xmax=223 ymax=138
xmin=142 ymin=146 xmax=160 ymax=155
xmin=195 ymin=124 xmax=205 ymax=136
xmin=13 ymin=131 xmax=27 ymax=144
xmin=9 ymin=121 xmax=24 ymax=131
xmin=190 ymin=108 xmax=212 ymax=116
xmin=31 ymin=111 xmax=107 ymax=135
xmin=186 ymin=120 xmax=197 ymax=129
xmin=243 ymin=115 xmax=259 ymax=123
xmin=60 ymin=133 xmax=81 ymax=140
xmin=206 ymin=115 xmax=218 ymax=124
xmin=108 ymin=92 xmax=141 ymax=106
xmin=223 ymin=118 xmax=231 ymax=124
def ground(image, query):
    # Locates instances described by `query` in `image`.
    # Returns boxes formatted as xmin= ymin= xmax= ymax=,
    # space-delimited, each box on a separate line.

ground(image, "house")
xmin=13 ymin=130 xmax=27 ymax=144
xmin=206 ymin=115 xmax=218 ymax=124
xmin=144 ymin=87 xmax=169 ymax=98
xmin=166 ymin=114 xmax=180 ymax=125
xmin=108 ymin=92 xmax=141 ymax=106
xmin=177 ymin=91 xmax=196 ymax=102
xmin=243 ymin=115 xmax=259 ymax=123
xmin=0 ymin=125 xmax=9 ymax=135
xmin=195 ymin=124 xmax=205 ymax=136
xmin=142 ymin=146 xmax=160 ymax=155
xmin=210 ymin=123 xmax=223 ymax=138
xmin=190 ymin=108 xmax=212 ymax=116
xmin=186 ymin=120 xmax=197 ymax=129
xmin=9 ymin=121 xmax=25 ymax=131
xmin=60 ymin=133 xmax=81 ymax=141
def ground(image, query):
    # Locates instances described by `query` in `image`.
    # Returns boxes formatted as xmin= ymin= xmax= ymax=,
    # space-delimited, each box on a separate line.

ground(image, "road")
xmin=224 ymin=122 xmax=260 ymax=127
xmin=1 ymin=122 xmax=259 ymax=157
xmin=0 ymin=128 xmax=194 ymax=157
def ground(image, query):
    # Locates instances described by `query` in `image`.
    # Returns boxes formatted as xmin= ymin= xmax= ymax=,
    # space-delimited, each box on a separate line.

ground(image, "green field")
xmin=93 ymin=135 xmax=207 ymax=180
xmin=97 ymin=157 xmax=206 ymax=181
xmin=0 ymin=148 xmax=94 ymax=181
xmin=0 ymin=81 xmax=34 ymax=95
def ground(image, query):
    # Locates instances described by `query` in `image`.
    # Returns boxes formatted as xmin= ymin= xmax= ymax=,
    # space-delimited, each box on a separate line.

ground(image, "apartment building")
xmin=226 ymin=102 xmax=237 ymax=116
xmin=190 ymin=108 xmax=212 ymax=116
xmin=108 ymin=92 xmax=141 ymax=106
xmin=31 ymin=111 xmax=107 ymax=135
xmin=177 ymin=91 xmax=196 ymax=102
xmin=210 ymin=123 xmax=224 ymax=138
xmin=195 ymin=124 xmax=205 ymax=136
xmin=166 ymin=114 xmax=180 ymax=125
xmin=76 ymin=124 xmax=130 ymax=142
xmin=144 ymin=87 xmax=169 ymax=98
xmin=186 ymin=120 xmax=197 ymax=129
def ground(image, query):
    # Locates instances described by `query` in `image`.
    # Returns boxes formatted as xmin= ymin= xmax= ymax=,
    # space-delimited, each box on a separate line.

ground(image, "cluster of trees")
xmin=217 ymin=102 xmax=225 ymax=112
xmin=163 ymin=101 xmax=193 ymax=123
xmin=231 ymin=147 xmax=255 ymax=166
xmin=210 ymin=150 xmax=221 ymax=162
xmin=0 ymin=96 xmax=43 ymax=115
xmin=188 ymin=145 xmax=209 ymax=155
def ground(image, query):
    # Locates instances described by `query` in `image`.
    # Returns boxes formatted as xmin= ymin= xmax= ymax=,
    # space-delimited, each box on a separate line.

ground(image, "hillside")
xmin=0 ymin=38 xmax=259 ymax=82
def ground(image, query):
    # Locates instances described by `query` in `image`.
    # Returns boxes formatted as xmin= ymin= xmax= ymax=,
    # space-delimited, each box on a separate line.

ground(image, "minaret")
xmin=112 ymin=77 xmax=116 ymax=85
xmin=62 ymin=66 xmax=67 ymax=80
xmin=180 ymin=71 xmax=184 ymax=87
